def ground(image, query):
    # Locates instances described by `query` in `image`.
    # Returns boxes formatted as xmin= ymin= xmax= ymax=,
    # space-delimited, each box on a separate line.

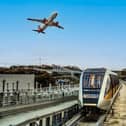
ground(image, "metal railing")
xmin=0 ymin=84 xmax=79 ymax=107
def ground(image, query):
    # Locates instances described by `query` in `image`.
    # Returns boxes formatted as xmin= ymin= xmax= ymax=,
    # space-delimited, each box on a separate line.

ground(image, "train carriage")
xmin=79 ymin=68 xmax=121 ymax=110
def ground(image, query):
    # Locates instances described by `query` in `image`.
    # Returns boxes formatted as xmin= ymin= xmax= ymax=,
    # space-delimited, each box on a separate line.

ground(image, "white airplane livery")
xmin=27 ymin=12 xmax=64 ymax=34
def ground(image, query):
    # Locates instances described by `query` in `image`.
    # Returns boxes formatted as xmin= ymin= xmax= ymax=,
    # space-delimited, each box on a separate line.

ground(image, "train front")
xmin=79 ymin=68 xmax=106 ymax=109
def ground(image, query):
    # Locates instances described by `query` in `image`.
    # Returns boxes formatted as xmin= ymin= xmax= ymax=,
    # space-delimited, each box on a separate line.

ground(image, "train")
xmin=79 ymin=68 xmax=121 ymax=111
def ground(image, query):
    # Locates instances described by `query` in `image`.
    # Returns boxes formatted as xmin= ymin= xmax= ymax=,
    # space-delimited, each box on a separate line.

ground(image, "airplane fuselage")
xmin=40 ymin=12 xmax=58 ymax=28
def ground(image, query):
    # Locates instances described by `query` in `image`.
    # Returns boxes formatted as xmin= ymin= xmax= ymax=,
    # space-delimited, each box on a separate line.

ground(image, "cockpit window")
xmin=83 ymin=72 xmax=104 ymax=89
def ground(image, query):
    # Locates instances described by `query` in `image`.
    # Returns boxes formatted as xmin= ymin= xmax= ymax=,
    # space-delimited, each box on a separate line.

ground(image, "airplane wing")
xmin=27 ymin=18 xmax=44 ymax=23
xmin=57 ymin=25 xmax=64 ymax=29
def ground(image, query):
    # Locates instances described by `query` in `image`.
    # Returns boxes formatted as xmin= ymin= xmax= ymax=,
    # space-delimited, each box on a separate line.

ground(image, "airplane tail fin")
xmin=42 ymin=31 xmax=45 ymax=34
xmin=32 ymin=30 xmax=45 ymax=34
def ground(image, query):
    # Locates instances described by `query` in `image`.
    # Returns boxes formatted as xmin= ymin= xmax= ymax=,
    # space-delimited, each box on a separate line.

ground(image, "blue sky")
xmin=0 ymin=0 xmax=126 ymax=69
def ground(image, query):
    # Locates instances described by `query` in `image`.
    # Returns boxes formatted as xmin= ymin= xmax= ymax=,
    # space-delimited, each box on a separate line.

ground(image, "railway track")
xmin=64 ymin=110 xmax=105 ymax=126
xmin=64 ymin=78 xmax=123 ymax=126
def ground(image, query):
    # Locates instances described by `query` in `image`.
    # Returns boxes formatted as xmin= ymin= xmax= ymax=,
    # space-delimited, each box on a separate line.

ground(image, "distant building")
xmin=0 ymin=74 xmax=35 ymax=92
xmin=56 ymin=79 xmax=70 ymax=85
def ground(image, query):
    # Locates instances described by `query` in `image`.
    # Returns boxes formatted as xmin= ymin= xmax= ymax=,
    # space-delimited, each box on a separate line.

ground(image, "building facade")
xmin=0 ymin=74 xmax=35 ymax=92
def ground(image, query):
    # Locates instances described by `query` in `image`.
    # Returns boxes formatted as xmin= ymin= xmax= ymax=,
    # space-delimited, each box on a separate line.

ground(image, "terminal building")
xmin=0 ymin=74 xmax=35 ymax=92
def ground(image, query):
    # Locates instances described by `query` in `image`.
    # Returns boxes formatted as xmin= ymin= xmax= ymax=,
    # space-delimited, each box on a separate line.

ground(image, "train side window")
xmin=105 ymin=76 xmax=111 ymax=95
xmin=110 ymin=74 xmax=120 ymax=94
xmin=110 ymin=75 xmax=119 ymax=86
xmin=115 ymin=76 xmax=119 ymax=85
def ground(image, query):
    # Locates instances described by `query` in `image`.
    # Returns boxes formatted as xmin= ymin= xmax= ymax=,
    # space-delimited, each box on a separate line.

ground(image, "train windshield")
xmin=83 ymin=72 xmax=105 ymax=89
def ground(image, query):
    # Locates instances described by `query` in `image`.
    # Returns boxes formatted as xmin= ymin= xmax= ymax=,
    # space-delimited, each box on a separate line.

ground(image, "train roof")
xmin=84 ymin=68 xmax=106 ymax=73
xmin=83 ymin=68 xmax=117 ymax=75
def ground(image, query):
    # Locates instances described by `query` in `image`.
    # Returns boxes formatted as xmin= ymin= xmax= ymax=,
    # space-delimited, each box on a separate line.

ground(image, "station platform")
xmin=0 ymin=96 xmax=77 ymax=117
xmin=0 ymin=96 xmax=78 ymax=126
xmin=104 ymin=83 xmax=126 ymax=126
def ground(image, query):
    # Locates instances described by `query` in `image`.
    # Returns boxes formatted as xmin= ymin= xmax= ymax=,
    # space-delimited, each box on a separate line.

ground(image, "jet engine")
xmin=55 ymin=21 xmax=59 ymax=25
xmin=42 ymin=18 xmax=47 ymax=23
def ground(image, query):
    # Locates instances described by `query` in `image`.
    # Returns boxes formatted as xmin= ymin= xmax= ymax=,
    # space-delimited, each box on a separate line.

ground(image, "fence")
xmin=0 ymin=84 xmax=79 ymax=107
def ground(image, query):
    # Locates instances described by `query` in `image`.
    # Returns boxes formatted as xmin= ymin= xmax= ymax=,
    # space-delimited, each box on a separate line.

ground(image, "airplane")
xmin=27 ymin=12 xmax=64 ymax=34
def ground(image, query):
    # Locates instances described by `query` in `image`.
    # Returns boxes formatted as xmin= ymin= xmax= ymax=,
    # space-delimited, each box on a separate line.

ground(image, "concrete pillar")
xmin=29 ymin=122 xmax=36 ymax=126
xmin=59 ymin=113 xmax=62 ymax=124
xmin=62 ymin=111 xmax=64 ymax=119
xmin=6 ymin=83 xmax=9 ymax=91
xmin=52 ymin=115 xmax=56 ymax=126
xmin=42 ymin=118 xmax=46 ymax=126
xmin=61 ymin=111 xmax=65 ymax=124
xmin=69 ymin=83 xmax=71 ymax=90
xmin=39 ymin=119 xmax=42 ymax=126
xmin=16 ymin=80 xmax=19 ymax=91
xmin=46 ymin=117 xmax=50 ymax=126
xmin=49 ymin=83 xmax=52 ymax=92
xmin=36 ymin=120 xmax=39 ymax=126
xmin=62 ymin=83 xmax=64 ymax=91
xmin=50 ymin=115 xmax=53 ymax=126
xmin=2 ymin=80 xmax=6 ymax=92
xmin=35 ymin=81 xmax=38 ymax=89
